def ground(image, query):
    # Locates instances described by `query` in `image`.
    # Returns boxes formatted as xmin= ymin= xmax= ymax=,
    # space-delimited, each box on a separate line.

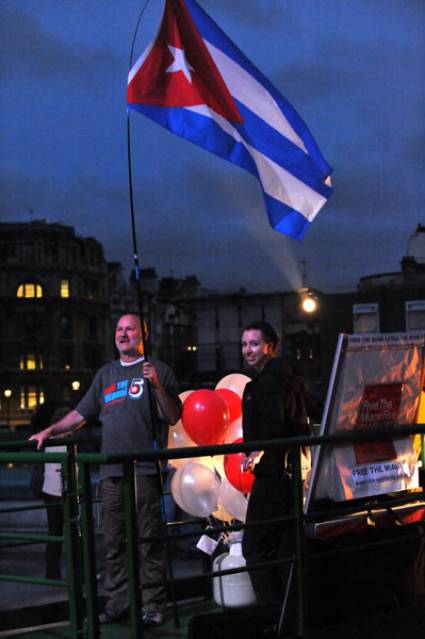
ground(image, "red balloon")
xmin=224 ymin=439 xmax=255 ymax=494
xmin=181 ymin=390 xmax=230 ymax=446
xmin=215 ymin=388 xmax=242 ymax=423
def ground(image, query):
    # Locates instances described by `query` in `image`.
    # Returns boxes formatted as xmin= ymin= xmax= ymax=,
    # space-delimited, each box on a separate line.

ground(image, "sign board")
xmin=305 ymin=333 xmax=425 ymax=512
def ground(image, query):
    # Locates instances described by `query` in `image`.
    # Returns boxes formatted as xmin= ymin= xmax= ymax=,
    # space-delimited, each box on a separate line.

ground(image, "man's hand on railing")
xmin=29 ymin=428 xmax=52 ymax=450
xmin=28 ymin=409 xmax=86 ymax=450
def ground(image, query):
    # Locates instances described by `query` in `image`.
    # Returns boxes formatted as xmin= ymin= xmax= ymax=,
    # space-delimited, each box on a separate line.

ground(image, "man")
xmin=30 ymin=314 xmax=181 ymax=627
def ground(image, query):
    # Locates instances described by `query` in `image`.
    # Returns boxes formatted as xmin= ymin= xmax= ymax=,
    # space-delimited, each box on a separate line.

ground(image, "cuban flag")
xmin=127 ymin=0 xmax=333 ymax=239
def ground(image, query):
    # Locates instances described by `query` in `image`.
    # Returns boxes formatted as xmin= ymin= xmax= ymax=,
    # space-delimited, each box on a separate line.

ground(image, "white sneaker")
xmin=142 ymin=610 xmax=163 ymax=627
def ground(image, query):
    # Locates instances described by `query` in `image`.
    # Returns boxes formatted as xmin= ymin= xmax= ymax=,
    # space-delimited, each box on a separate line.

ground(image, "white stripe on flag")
xmin=187 ymin=105 xmax=326 ymax=220
xmin=205 ymin=41 xmax=308 ymax=154
xmin=128 ymin=41 xmax=155 ymax=84
xmin=247 ymin=143 xmax=326 ymax=221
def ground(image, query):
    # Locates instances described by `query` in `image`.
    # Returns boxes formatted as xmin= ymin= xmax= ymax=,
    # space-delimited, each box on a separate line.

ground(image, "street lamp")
xmin=300 ymin=287 xmax=318 ymax=314
xmin=3 ymin=389 xmax=12 ymax=429
xmin=71 ymin=380 xmax=80 ymax=392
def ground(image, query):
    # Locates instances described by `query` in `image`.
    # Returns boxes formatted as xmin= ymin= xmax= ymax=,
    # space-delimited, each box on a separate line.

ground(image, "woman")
xmin=41 ymin=406 xmax=70 ymax=579
xmin=241 ymin=321 xmax=310 ymax=611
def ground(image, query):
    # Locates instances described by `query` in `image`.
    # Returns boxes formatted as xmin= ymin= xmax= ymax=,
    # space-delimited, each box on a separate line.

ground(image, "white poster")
xmin=306 ymin=333 xmax=425 ymax=508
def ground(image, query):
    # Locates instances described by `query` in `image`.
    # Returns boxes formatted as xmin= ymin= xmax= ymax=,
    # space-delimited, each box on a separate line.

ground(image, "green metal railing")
xmin=1 ymin=425 xmax=425 ymax=638
xmin=0 ymin=447 xmax=84 ymax=637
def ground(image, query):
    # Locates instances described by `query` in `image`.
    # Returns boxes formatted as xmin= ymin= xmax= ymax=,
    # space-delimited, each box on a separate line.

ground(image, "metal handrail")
xmin=0 ymin=424 xmax=424 ymax=638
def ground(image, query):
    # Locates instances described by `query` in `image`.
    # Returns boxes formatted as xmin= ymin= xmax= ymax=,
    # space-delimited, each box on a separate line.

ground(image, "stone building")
xmin=189 ymin=288 xmax=322 ymax=384
xmin=318 ymin=224 xmax=425 ymax=376
xmin=0 ymin=220 xmax=114 ymax=429
xmin=3 ymin=217 xmax=423 ymax=429
xmin=0 ymin=220 xmax=202 ymax=428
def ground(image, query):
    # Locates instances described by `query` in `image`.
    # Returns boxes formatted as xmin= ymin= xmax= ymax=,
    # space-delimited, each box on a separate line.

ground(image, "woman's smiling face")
xmin=241 ymin=329 xmax=275 ymax=371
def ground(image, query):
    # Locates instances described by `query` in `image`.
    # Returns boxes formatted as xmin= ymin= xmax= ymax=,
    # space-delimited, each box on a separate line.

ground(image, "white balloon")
xmin=167 ymin=420 xmax=197 ymax=469
xmin=171 ymin=462 xmax=221 ymax=518
xmin=223 ymin=417 xmax=243 ymax=444
xmin=220 ymin=475 xmax=248 ymax=523
xmin=167 ymin=391 xmax=196 ymax=468
xmin=179 ymin=390 xmax=194 ymax=403
xmin=212 ymin=497 xmax=234 ymax=523
xmin=215 ymin=374 xmax=251 ymax=398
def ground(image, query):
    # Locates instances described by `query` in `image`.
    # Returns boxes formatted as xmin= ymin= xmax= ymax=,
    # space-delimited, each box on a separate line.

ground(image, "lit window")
xmin=20 ymin=354 xmax=44 ymax=370
xmin=17 ymin=283 xmax=43 ymax=298
xmin=60 ymin=278 xmax=70 ymax=298
xmin=27 ymin=388 xmax=37 ymax=409
xmin=20 ymin=386 xmax=45 ymax=410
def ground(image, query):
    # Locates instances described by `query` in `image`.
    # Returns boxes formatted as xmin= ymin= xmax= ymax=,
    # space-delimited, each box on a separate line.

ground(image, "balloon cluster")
xmin=168 ymin=374 xmax=255 ymax=522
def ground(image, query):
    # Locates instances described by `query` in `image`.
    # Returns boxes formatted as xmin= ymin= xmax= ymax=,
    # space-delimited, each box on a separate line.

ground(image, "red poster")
xmin=353 ymin=383 xmax=402 ymax=464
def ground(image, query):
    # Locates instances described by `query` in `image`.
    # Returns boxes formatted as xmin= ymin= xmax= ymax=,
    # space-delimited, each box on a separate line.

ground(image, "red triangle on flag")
xmin=127 ymin=0 xmax=243 ymax=123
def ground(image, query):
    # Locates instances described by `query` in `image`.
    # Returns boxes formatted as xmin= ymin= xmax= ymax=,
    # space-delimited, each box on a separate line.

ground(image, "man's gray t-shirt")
xmin=76 ymin=357 xmax=178 ymax=479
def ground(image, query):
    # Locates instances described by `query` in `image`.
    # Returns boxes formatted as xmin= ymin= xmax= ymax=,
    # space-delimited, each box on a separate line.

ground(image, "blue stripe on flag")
xmin=129 ymin=103 xmax=258 ymax=176
xmin=234 ymin=101 xmax=332 ymax=198
xmin=129 ymin=102 xmax=319 ymax=237
xmin=263 ymin=192 xmax=311 ymax=239
xmin=129 ymin=104 xmax=310 ymax=239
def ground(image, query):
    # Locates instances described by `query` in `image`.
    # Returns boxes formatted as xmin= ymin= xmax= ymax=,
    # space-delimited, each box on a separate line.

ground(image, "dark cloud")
xmin=0 ymin=4 xmax=120 ymax=85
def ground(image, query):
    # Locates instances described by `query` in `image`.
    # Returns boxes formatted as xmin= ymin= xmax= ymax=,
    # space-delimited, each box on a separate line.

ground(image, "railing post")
xmin=63 ymin=448 xmax=85 ymax=637
xmin=291 ymin=449 xmax=307 ymax=638
xmin=123 ymin=460 xmax=143 ymax=638
xmin=78 ymin=459 xmax=100 ymax=639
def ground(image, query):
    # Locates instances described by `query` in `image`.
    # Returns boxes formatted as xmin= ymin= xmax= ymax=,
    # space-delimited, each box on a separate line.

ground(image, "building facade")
xmin=2 ymin=218 xmax=424 ymax=428
xmin=0 ymin=221 xmax=201 ymax=428
xmin=191 ymin=288 xmax=322 ymax=384
xmin=318 ymin=225 xmax=425 ymax=376
xmin=0 ymin=220 xmax=114 ymax=428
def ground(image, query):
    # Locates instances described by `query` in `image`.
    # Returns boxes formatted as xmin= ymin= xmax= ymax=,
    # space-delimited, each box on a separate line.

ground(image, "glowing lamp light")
xmin=71 ymin=380 xmax=80 ymax=391
xmin=302 ymin=296 xmax=317 ymax=314
xmin=4 ymin=389 xmax=12 ymax=399
xmin=299 ymin=287 xmax=318 ymax=314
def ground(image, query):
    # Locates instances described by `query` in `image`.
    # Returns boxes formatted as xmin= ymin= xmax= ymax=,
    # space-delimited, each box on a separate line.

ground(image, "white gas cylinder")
xmin=212 ymin=541 xmax=256 ymax=607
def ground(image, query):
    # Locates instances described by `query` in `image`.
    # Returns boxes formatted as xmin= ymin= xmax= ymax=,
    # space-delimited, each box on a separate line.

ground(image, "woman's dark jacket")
xmin=242 ymin=357 xmax=310 ymax=476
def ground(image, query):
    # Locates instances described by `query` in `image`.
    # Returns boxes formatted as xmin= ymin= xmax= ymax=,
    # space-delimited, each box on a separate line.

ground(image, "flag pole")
xmin=126 ymin=0 xmax=163 ymax=449
xmin=127 ymin=0 xmax=152 ymax=358
xmin=126 ymin=7 xmax=182 ymax=626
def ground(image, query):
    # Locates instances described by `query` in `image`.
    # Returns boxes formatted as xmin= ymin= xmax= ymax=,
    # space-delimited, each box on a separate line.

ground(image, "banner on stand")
xmin=305 ymin=333 xmax=425 ymax=511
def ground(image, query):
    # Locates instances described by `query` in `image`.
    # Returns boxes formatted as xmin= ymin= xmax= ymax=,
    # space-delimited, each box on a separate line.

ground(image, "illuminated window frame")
xmin=20 ymin=386 xmax=45 ymax=410
xmin=20 ymin=354 xmax=44 ymax=370
xmin=17 ymin=283 xmax=43 ymax=298
xmin=60 ymin=278 xmax=70 ymax=298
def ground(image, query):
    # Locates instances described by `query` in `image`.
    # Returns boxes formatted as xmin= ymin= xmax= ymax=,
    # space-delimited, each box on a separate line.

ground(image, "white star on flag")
xmin=166 ymin=44 xmax=195 ymax=83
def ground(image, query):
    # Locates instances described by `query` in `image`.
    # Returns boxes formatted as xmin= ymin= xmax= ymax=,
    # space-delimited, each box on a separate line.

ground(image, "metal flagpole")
xmin=126 ymin=0 xmax=162 ymax=449
xmin=127 ymin=0 xmax=153 ymax=360
xmin=126 ymin=2 xmax=182 ymax=628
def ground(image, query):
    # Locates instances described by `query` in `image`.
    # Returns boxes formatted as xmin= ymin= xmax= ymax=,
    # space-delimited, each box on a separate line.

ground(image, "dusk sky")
xmin=1 ymin=0 xmax=424 ymax=294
